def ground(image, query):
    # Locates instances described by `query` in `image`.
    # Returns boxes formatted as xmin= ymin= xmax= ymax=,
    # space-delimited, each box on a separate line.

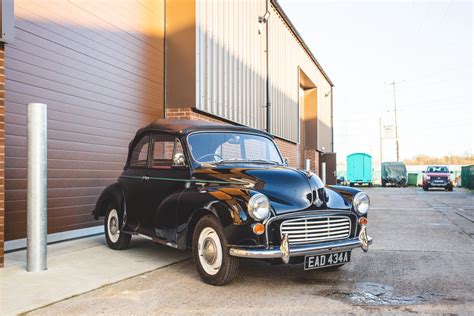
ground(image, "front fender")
xmin=177 ymin=186 xmax=265 ymax=249
xmin=326 ymin=185 xmax=362 ymax=206
xmin=93 ymin=182 xmax=126 ymax=219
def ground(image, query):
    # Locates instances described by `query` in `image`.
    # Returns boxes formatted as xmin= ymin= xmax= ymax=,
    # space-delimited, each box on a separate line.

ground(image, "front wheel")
xmin=104 ymin=203 xmax=131 ymax=250
xmin=192 ymin=215 xmax=239 ymax=286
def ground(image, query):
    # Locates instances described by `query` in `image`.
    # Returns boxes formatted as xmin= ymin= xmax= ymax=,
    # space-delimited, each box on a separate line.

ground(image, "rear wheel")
xmin=382 ymin=180 xmax=386 ymax=187
xmin=192 ymin=215 xmax=239 ymax=286
xmin=422 ymin=186 xmax=428 ymax=191
xmin=104 ymin=203 xmax=131 ymax=250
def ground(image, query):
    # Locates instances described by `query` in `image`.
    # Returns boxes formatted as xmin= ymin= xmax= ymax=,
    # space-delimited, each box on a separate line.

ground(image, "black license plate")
xmin=304 ymin=251 xmax=351 ymax=270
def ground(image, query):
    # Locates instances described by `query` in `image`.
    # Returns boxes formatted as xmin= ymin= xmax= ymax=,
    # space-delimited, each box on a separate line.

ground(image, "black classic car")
xmin=93 ymin=120 xmax=372 ymax=285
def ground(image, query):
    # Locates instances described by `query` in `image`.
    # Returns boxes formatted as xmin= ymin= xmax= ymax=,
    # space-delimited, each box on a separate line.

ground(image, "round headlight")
xmin=353 ymin=192 xmax=370 ymax=215
xmin=248 ymin=193 xmax=271 ymax=221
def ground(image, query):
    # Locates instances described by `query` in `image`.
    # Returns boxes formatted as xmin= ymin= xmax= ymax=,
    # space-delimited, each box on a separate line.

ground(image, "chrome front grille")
xmin=280 ymin=216 xmax=351 ymax=245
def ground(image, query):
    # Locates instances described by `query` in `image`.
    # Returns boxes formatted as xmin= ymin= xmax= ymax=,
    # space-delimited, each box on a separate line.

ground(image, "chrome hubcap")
xmin=202 ymin=238 xmax=217 ymax=265
xmin=198 ymin=227 xmax=223 ymax=276
xmin=110 ymin=217 xmax=118 ymax=235
xmin=107 ymin=209 xmax=120 ymax=243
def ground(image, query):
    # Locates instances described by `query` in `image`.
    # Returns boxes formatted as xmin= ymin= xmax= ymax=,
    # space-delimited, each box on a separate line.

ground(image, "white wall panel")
xmin=195 ymin=0 xmax=333 ymax=146
xmin=196 ymin=0 xmax=267 ymax=130
xmin=268 ymin=4 xmax=333 ymax=147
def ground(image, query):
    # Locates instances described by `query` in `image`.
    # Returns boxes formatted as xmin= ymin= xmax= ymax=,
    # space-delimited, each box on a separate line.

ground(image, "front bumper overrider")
xmin=229 ymin=225 xmax=373 ymax=264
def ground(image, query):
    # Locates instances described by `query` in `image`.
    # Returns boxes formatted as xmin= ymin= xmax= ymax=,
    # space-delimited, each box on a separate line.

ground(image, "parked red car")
xmin=422 ymin=166 xmax=454 ymax=191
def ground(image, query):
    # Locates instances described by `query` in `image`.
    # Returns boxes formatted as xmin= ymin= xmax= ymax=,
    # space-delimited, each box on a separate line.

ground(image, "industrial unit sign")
xmin=383 ymin=125 xmax=396 ymax=139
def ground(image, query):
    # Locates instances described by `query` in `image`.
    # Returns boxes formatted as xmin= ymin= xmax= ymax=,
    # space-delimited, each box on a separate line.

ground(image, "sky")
xmin=279 ymin=0 xmax=473 ymax=163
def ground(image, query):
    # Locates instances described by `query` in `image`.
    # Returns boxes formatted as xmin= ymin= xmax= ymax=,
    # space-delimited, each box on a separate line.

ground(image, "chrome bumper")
xmin=229 ymin=226 xmax=372 ymax=263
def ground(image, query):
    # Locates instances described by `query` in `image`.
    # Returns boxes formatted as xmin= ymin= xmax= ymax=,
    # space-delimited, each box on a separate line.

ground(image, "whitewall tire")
xmin=104 ymin=203 xmax=131 ymax=250
xmin=192 ymin=215 xmax=239 ymax=286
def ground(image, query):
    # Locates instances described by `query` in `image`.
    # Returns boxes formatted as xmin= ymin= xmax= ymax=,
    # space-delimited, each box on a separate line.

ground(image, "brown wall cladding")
xmin=274 ymin=138 xmax=298 ymax=169
xmin=4 ymin=0 xmax=165 ymax=241
xmin=1 ymin=44 xmax=5 ymax=266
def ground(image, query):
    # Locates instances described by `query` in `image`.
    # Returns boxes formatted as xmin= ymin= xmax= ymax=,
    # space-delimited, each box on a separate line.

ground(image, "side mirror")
xmin=450 ymin=171 xmax=453 ymax=173
xmin=421 ymin=170 xmax=425 ymax=173
xmin=284 ymin=157 xmax=289 ymax=166
xmin=172 ymin=153 xmax=186 ymax=167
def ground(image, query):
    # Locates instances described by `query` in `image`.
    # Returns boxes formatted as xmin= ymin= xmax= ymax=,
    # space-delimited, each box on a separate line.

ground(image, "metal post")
xmin=305 ymin=159 xmax=311 ymax=171
xmin=264 ymin=0 xmax=272 ymax=134
xmin=389 ymin=81 xmax=400 ymax=162
xmin=321 ymin=162 xmax=327 ymax=184
xmin=27 ymin=103 xmax=48 ymax=272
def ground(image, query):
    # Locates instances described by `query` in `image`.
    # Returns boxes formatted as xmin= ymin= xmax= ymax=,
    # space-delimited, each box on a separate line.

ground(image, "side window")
xmin=130 ymin=135 xmax=150 ymax=168
xmin=152 ymin=135 xmax=186 ymax=168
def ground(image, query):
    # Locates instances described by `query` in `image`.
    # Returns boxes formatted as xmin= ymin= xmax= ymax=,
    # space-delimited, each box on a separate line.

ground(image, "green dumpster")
xmin=407 ymin=173 xmax=418 ymax=186
xmin=461 ymin=165 xmax=474 ymax=189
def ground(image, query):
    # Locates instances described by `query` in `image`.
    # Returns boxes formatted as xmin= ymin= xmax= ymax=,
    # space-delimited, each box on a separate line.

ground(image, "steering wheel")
xmin=197 ymin=153 xmax=224 ymax=162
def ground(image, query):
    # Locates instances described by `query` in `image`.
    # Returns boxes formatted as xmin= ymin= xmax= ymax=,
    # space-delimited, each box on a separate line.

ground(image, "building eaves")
xmin=271 ymin=0 xmax=334 ymax=87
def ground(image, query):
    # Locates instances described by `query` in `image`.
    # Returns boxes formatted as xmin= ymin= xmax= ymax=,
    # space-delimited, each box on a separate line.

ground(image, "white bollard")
xmin=321 ymin=162 xmax=326 ymax=184
xmin=27 ymin=103 xmax=48 ymax=272
xmin=305 ymin=159 xmax=311 ymax=171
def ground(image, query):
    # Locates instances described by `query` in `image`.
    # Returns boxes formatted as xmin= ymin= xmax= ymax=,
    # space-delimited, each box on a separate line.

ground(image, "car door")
xmin=120 ymin=133 xmax=153 ymax=232
xmin=143 ymin=134 xmax=190 ymax=242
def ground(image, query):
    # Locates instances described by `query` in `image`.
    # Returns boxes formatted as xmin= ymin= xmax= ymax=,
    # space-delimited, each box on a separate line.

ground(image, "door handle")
xmin=142 ymin=175 xmax=150 ymax=181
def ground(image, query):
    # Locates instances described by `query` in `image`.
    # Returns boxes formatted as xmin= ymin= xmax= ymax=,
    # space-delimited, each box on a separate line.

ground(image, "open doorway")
xmin=298 ymin=69 xmax=318 ymax=173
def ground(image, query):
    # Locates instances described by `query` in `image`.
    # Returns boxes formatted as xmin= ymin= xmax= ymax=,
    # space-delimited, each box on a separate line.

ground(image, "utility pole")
xmin=379 ymin=116 xmax=383 ymax=164
xmin=389 ymin=81 xmax=400 ymax=162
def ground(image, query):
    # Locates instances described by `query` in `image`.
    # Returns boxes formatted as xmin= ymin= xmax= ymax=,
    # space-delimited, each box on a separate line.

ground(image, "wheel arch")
xmin=93 ymin=182 xmax=126 ymax=220
xmin=185 ymin=208 xmax=216 ymax=250
xmin=183 ymin=200 xmax=244 ymax=250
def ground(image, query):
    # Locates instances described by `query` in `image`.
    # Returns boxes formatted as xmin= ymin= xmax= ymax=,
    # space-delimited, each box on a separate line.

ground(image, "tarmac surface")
xmin=28 ymin=187 xmax=474 ymax=315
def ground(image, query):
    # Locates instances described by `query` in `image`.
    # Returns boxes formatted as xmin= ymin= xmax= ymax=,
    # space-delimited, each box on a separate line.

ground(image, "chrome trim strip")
xmin=136 ymin=233 xmax=179 ymax=249
xmin=120 ymin=175 xmax=242 ymax=185
xmin=229 ymin=236 xmax=373 ymax=259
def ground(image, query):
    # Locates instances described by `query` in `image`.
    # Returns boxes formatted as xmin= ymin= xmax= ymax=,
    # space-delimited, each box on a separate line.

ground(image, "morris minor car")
xmin=93 ymin=120 xmax=373 ymax=285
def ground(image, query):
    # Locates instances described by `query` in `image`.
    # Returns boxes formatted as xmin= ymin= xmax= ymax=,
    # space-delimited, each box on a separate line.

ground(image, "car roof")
xmin=135 ymin=119 xmax=272 ymax=138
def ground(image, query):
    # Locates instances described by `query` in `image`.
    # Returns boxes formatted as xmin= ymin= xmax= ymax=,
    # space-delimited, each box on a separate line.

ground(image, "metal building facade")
xmin=195 ymin=0 xmax=267 ymax=131
xmin=194 ymin=0 xmax=333 ymax=148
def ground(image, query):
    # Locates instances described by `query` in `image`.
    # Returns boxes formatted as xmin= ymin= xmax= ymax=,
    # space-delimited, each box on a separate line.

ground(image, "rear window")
xmin=130 ymin=135 xmax=150 ymax=168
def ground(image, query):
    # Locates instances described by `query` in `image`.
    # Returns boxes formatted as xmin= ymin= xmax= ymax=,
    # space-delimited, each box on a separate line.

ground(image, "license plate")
xmin=304 ymin=251 xmax=351 ymax=270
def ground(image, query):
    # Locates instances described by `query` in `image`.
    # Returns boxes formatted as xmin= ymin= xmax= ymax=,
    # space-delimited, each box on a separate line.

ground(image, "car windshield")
xmin=187 ymin=132 xmax=283 ymax=165
xmin=427 ymin=166 xmax=448 ymax=173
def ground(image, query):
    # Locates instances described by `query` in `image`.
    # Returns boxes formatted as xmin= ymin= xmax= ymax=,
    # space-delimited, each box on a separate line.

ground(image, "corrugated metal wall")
xmin=195 ymin=0 xmax=333 ymax=146
xmin=268 ymin=4 xmax=333 ymax=148
xmin=195 ymin=0 xmax=267 ymax=130
xmin=268 ymin=6 xmax=299 ymax=142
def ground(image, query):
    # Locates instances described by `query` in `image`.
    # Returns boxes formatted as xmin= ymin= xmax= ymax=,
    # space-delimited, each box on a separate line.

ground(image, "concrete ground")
xmin=14 ymin=187 xmax=474 ymax=314
xmin=0 ymin=235 xmax=189 ymax=315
